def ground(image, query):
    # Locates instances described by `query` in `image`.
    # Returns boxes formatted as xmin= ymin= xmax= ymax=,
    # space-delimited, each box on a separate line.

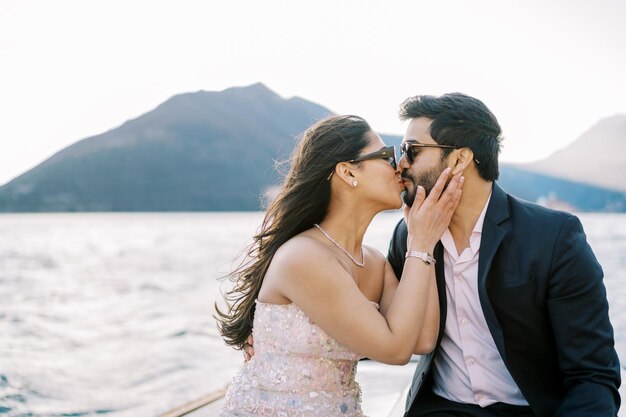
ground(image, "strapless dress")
xmin=221 ymin=300 xmax=379 ymax=416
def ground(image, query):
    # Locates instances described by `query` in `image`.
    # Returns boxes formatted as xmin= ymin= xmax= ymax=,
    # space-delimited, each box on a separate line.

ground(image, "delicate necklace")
xmin=313 ymin=223 xmax=365 ymax=268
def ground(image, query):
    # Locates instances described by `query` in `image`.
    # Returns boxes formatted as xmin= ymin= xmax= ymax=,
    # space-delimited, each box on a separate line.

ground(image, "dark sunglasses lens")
xmin=401 ymin=145 xmax=414 ymax=164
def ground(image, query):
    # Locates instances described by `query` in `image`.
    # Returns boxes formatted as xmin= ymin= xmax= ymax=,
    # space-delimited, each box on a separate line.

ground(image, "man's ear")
xmin=451 ymin=148 xmax=474 ymax=175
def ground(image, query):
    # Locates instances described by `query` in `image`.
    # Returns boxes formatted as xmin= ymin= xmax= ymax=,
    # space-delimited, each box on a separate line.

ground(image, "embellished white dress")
xmin=220 ymin=300 xmax=375 ymax=417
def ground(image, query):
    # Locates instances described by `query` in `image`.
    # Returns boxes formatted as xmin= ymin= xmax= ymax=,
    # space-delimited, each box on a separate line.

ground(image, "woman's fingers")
xmin=438 ymin=173 xmax=463 ymax=206
xmin=409 ymin=185 xmax=426 ymax=215
xmin=445 ymin=188 xmax=463 ymax=218
xmin=405 ymin=169 xmax=464 ymax=250
xmin=424 ymin=167 xmax=451 ymax=204
xmin=441 ymin=177 xmax=464 ymax=222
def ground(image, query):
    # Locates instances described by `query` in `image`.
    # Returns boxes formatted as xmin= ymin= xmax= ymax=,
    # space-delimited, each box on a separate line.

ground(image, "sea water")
xmin=0 ymin=212 xmax=625 ymax=416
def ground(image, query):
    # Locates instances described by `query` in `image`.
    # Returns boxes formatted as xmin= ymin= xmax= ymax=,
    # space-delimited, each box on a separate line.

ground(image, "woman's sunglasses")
xmin=327 ymin=146 xmax=397 ymax=180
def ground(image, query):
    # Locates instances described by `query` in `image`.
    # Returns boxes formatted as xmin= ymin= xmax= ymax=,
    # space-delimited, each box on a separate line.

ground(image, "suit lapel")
xmin=477 ymin=182 xmax=510 ymax=358
xmin=434 ymin=242 xmax=447 ymax=345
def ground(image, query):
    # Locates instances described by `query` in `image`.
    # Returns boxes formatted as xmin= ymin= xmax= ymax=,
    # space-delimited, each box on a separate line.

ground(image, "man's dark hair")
xmin=399 ymin=93 xmax=503 ymax=181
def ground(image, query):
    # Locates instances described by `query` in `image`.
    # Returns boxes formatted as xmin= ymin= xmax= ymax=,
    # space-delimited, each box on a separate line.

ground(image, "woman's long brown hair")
xmin=215 ymin=115 xmax=372 ymax=349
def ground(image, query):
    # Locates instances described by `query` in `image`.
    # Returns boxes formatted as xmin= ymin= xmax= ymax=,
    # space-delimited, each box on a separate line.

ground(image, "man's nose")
xmin=398 ymin=153 xmax=411 ymax=170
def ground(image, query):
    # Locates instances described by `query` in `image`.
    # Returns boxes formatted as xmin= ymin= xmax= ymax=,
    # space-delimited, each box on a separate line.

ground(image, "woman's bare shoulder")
xmin=271 ymin=233 xmax=340 ymax=273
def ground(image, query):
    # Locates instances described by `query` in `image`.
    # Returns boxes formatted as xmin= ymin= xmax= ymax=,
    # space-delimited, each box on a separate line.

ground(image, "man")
xmin=388 ymin=93 xmax=620 ymax=417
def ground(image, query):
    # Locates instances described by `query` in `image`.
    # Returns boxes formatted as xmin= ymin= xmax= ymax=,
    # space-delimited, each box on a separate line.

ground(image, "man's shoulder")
xmin=391 ymin=217 xmax=407 ymax=237
xmin=388 ymin=217 xmax=408 ymax=275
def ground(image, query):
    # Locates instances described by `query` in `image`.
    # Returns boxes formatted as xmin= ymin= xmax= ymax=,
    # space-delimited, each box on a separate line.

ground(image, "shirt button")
xmin=467 ymin=358 xmax=475 ymax=365
xmin=460 ymin=318 xmax=468 ymax=324
xmin=475 ymin=394 xmax=482 ymax=401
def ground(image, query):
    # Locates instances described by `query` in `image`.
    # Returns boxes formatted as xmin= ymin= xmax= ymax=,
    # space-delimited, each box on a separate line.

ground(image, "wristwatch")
xmin=405 ymin=250 xmax=436 ymax=265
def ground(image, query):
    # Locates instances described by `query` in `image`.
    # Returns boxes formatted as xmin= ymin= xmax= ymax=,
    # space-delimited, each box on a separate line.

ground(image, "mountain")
xmin=0 ymin=83 xmax=624 ymax=212
xmin=517 ymin=114 xmax=626 ymax=192
xmin=0 ymin=83 xmax=332 ymax=211
xmin=498 ymin=165 xmax=625 ymax=212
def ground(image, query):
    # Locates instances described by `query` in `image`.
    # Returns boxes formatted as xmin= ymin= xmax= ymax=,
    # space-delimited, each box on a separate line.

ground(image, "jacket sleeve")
xmin=387 ymin=218 xmax=408 ymax=281
xmin=547 ymin=215 xmax=621 ymax=416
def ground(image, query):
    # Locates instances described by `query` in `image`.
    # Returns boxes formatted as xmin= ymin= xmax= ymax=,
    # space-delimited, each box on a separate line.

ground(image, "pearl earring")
xmin=352 ymin=180 xmax=358 ymax=187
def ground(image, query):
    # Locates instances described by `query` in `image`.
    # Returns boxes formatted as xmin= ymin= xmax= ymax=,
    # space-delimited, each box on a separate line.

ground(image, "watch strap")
xmin=405 ymin=250 xmax=436 ymax=265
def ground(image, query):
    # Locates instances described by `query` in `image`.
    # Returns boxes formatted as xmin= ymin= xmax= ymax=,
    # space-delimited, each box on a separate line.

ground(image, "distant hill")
xmin=0 ymin=83 xmax=332 ymax=211
xmin=517 ymin=114 xmax=626 ymax=192
xmin=0 ymin=83 xmax=624 ymax=212
xmin=498 ymin=165 xmax=625 ymax=212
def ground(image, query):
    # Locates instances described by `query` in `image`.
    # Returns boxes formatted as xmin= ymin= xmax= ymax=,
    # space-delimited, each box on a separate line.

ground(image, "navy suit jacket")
xmin=387 ymin=182 xmax=621 ymax=417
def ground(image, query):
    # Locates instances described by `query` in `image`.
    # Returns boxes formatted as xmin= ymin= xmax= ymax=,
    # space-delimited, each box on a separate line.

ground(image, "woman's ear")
xmin=335 ymin=162 xmax=358 ymax=187
xmin=451 ymin=148 xmax=474 ymax=175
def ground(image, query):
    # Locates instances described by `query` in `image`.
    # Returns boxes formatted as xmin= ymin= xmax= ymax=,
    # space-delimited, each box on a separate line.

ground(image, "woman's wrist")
xmin=406 ymin=239 xmax=435 ymax=255
xmin=405 ymin=250 xmax=436 ymax=265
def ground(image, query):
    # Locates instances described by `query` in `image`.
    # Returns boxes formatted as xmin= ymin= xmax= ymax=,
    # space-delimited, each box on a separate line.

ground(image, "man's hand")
xmin=243 ymin=335 xmax=255 ymax=362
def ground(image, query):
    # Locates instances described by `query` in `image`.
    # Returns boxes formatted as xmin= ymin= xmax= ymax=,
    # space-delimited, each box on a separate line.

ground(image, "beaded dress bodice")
xmin=221 ymin=300 xmax=375 ymax=417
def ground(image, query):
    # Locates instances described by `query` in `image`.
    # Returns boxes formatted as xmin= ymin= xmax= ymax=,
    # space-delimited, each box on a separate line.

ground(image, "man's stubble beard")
xmin=401 ymin=159 xmax=447 ymax=207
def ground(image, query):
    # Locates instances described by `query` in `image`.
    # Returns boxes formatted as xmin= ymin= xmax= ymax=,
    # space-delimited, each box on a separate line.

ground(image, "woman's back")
xmin=220 ymin=300 xmax=375 ymax=416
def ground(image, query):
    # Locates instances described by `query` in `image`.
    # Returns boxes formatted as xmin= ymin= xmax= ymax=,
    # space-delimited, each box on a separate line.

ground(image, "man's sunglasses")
xmin=400 ymin=142 xmax=461 ymax=165
xmin=327 ymin=146 xmax=397 ymax=180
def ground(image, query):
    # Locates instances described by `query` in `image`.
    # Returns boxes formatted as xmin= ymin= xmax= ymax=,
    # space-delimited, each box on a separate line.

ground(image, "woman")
xmin=215 ymin=115 xmax=463 ymax=416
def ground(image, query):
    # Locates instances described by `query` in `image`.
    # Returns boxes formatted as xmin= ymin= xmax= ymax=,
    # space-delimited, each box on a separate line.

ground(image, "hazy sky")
xmin=1 ymin=0 xmax=625 ymax=186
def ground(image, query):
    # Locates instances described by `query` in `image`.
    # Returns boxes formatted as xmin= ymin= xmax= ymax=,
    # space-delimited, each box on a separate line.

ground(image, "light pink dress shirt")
xmin=431 ymin=194 xmax=528 ymax=407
